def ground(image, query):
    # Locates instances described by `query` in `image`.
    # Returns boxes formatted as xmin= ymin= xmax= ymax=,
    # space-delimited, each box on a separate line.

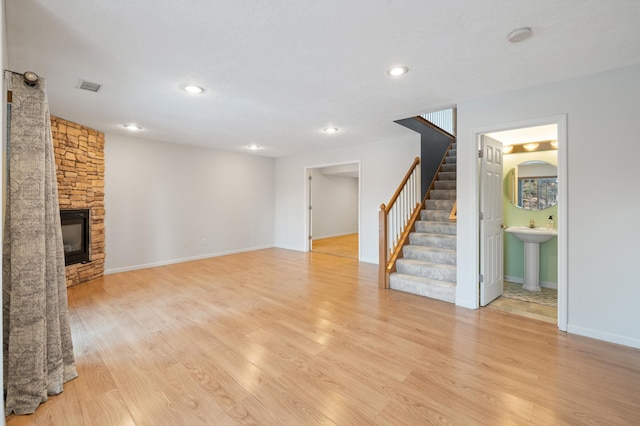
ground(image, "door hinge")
xmin=308 ymin=235 xmax=312 ymax=240
xmin=479 ymin=274 xmax=484 ymax=283
xmin=308 ymin=175 xmax=312 ymax=181
xmin=478 ymin=149 xmax=484 ymax=158
xmin=479 ymin=212 xmax=484 ymax=220
xmin=308 ymin=205 xmax=312 ymax=210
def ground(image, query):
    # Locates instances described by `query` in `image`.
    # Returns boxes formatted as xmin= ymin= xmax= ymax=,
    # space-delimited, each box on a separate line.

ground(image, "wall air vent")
xmin=77 ymin=80 xmax=102 ymax=92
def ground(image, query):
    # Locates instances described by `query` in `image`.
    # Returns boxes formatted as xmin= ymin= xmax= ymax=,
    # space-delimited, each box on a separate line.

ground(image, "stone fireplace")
xmin=52 ymin=116 xmax=105 ymax=287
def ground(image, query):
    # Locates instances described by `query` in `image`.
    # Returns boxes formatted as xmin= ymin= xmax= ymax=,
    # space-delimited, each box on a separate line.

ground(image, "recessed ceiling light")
xmin=247 ymin=144 xmax=261 ymax=150
xmin=324 ymin=127 xmax=339 ymax=134
xmin=183 ymin=85 xmax=204 ymax=94
xmin=502 ymin=145 xmax=514 ymax=154
xmin=507 ymin=27 xmax=532 ymax=43
xmin=386 ymin=65 xmax=409 ymax=77
xmin=523 ymin=142 xmax=539 ymax=151
xmin=123 ymin=124 xmax=142 ymax=131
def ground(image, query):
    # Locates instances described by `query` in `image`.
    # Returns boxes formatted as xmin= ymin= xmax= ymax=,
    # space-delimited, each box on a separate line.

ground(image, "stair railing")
xmin=379 ymin=157 xmax=422 ymax=288
xmin=379 ymin=140 xmax=456 ymax=288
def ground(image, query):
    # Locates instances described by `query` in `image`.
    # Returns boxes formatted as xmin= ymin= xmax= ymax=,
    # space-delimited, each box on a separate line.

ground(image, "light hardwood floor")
xmin=486 ymin=296 xmax=557 ymax=324
xmin=7 ymin=249 xmax=640 ymax=425
xmin=312 ymin=233 xmax=358 ymax=260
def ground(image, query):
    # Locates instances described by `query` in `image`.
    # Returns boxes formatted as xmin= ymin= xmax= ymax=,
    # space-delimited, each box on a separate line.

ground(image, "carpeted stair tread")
xmin=409 ymin=232 xmax=456 ymax=249
xmin=434 ymin=180 xmax=456 ymax=190
xmin=430 ymin=189 xmax=456 ymax=200
xmin=437 ymin=171 xmax=456 ymax=181
xmin=425 ymin=199 xmax=455 ymax=210
xmin=389 ymin=273 xmax=456 ymax=303
xmin=421 ymin=210 xmax=451 ymax=222
xmin=396 ymin=258 xmax=456 ymax=282
xmin=415 ymin=221 xmax=457 ymax=235
xmin=403 ymin=245 xmax=456 ymax=265
xmin=442 ymin=163 xmax=457 ymax=172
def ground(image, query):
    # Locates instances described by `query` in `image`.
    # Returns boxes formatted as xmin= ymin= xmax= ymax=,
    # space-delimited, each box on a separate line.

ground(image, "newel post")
xmin=379 ymin=204 xmax=388 ymax=288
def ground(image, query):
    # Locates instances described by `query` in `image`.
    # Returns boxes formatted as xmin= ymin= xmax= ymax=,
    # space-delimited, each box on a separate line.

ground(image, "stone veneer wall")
xmin=51 ymin=116 xmax=105 ymax=287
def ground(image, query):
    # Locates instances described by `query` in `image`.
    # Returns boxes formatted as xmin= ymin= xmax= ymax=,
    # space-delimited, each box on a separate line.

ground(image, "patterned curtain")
xmin=3 ymin=72 xmax=77 ymax=415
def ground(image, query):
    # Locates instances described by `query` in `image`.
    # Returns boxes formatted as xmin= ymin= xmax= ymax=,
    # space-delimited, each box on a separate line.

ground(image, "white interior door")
xmin=480 ymin=135 xmax=504 ymax=306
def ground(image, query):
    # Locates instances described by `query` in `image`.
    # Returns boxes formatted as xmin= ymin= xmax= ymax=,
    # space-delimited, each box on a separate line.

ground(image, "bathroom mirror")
xmin=504 ymin=160 xmax=558 ymax=210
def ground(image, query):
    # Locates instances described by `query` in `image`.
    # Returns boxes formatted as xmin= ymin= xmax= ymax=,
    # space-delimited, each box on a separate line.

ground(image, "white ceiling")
xmin=487 ymin=124 xmax=557 ymax=145
xmin=6 ymin=1 xmax=640 ymax=157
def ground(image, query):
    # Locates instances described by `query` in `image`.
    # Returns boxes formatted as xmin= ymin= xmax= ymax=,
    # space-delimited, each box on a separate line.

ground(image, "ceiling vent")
xmin=77 ymin=79 xmax=102 ymax=93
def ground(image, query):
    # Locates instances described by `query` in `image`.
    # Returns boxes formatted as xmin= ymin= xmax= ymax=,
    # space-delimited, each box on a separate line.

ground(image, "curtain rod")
xmin=4 ymin=69 xmax=40 ymax=86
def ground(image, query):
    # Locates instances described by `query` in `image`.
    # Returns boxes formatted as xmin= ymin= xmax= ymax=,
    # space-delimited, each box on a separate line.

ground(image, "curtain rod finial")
xmin=24 ymin=71 xmax=39 ymax=86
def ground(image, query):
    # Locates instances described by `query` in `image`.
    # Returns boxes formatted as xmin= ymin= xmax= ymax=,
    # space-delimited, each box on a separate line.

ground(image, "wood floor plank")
xmin=6 ymin=248 xmax=640 ymax=425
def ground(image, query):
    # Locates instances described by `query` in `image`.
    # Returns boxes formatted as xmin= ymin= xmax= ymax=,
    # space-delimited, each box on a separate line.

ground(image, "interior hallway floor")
xmin=486 ymin=281 xmax=557 ymax=324
xmin=311 ymin=233 xmax=358 ymax=260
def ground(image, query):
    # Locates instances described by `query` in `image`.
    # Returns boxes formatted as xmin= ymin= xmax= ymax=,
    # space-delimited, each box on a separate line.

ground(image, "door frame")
xmin=473 ymin=115 xmax=567 ymax=330
xmin=304 ymin=160 xmax=362 ymax=260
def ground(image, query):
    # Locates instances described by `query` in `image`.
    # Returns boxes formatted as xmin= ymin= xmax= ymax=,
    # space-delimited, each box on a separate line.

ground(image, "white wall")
xmin=311 ymin=170 xmax=358 ymax=239
xmin=275 ymin=132 xmax=420 ymax=263
xmin=104 ymin=134 xmax=275 ymax=273
xmin=457 ymin=64 xmax=640 ymax=348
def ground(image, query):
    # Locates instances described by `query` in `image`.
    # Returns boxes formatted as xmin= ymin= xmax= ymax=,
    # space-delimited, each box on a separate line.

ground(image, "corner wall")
xmin=456 ymin=63 xmax=640 ymax=348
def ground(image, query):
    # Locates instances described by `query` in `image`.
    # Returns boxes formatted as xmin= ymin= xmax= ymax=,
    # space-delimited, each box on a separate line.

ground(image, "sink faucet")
xmin=529 ymin=219 xmax=535 ymax=228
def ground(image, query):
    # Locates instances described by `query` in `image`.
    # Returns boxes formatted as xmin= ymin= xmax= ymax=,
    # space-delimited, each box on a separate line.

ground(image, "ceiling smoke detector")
xmin=507 ymin=27 xmax=532 ymax=43
xmin=77 ymin=79 xmax=102 ymax=92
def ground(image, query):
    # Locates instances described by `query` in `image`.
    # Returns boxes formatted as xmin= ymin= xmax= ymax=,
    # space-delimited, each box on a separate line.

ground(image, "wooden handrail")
xmin=449 ymin=200 xmax=457 ymax=222
xmin=384 ymin=157 xmax=420 ymax=213
xmin=379 ymin=157 xmax=421 ymax=288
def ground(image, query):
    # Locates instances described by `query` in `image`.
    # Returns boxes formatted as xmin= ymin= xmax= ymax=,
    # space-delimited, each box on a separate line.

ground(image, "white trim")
xmin=304 ymin=160 xmax=362 ymax=261
xmin=104 ymin=245 xmax=274 ymax=275
xmin=504 ymin=275 xmax=557 ymax=289
xmin=468 ymin=115 xmax=568 ymax=331
xmin=312 ymin=232 xmax=358 ymax=240
xmin=567 ymin=325 xmax=640 ymax=349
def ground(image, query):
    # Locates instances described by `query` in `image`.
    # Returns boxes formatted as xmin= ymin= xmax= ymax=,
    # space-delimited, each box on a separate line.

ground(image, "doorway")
xmin=305 ymin=162 xmax=361 ymax=260
xmin=477 ymin=117 xmax=567 ymax=329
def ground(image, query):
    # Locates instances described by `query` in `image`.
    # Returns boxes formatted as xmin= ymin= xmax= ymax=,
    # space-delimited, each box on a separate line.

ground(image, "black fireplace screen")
xmin=60 ymin=209 xmax=90 ymax=265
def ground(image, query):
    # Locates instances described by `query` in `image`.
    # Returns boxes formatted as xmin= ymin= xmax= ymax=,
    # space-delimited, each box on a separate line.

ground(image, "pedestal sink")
xmin=505 ymin=226 xmax=558 ymax=291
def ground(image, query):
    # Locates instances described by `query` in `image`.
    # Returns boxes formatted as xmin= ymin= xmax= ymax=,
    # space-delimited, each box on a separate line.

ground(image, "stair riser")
xmin=425 ymin=199 xmax=455 ymax=210
xmin=445 ymin=157 xmax=457 ymax=164
xmin=409 ymin=233 xmax=456 ymax=249
xmin=403 ymin=246 xmax=456 ymax=265
xmin=442 ymin=163 xmax=456 ymax=172
xmin=415 ymin=221 xmax=456 ymax=235
xmin=389 ymin=276 xmax=455 ymax=303
xmin=438 ymin=171 xmax=456 ymax=181
xmin=396 ymin=261 xmax=456 ymax=282
xmin=434 ymin=181 xmax=456 ymax=190
xmin=421 ymin=210 xmax=451 ymax=221
xmin=430 ymin=190 xmax=456 ymax=200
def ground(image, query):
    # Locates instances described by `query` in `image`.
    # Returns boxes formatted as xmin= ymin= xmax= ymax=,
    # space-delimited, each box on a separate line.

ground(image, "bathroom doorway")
xmin=477 ymin=117 xmax=567 ymax=329
xmin=305 ymin=162 xmax=361 ymax=260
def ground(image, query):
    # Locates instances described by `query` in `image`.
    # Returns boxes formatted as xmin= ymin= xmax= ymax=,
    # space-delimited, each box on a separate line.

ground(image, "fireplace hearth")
xmin=60 ymin=209 xmax=90 ymax=265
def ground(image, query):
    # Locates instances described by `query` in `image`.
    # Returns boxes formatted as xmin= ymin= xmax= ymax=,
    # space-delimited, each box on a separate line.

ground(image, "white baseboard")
xmin=104 ymin=245 xmax=274 ymax=275
xmin=567 ymin=324 xmax=640 ymax=349
xmin=504 ymin=275 xmax=557 ymax=289
xmin=313 ymin=232 xmax=358 ymax=240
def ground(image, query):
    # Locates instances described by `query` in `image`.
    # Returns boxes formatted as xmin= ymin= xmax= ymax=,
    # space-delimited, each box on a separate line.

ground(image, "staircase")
xmin=389 ymin=143 xmax=457 ymax=303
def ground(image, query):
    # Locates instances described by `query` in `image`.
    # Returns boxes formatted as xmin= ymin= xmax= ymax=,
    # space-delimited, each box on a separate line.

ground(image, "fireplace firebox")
xmin=60 ymin=209 xmax=90 ymax=265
